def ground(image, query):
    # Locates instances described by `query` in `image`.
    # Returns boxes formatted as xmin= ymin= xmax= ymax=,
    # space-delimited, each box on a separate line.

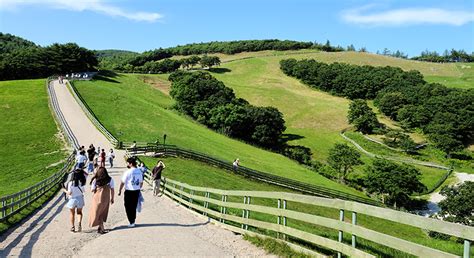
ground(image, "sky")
xmin=0 ymin=0 xmax=473 ymax=56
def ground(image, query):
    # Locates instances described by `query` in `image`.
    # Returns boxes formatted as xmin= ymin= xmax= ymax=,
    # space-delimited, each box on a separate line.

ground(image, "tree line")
xmin=0 ymin=33 xmax=98 ymax=81
xmin=280 ymin=59 xmax=474 ymax=154
xmin=411 ymin=49 xmax=474 ymax=63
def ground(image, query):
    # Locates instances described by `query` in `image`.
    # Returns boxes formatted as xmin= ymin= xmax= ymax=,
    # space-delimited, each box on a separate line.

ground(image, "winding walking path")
xmin=0 ymin=80 xmax=270 ymax=257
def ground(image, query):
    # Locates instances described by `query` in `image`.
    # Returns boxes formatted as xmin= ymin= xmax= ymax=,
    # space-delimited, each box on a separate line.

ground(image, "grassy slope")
xmin=73 ymin=74 xmax=365 ymax=197
xmin=140 ymin=156 xmax=469 ymax=257
xmin=424 ymin=63 xmax=474 ymax=89
xmin=199 ymin=51 xmax=457 ymax=187
xmin=0 ymin=79 xmax=65 ymax=196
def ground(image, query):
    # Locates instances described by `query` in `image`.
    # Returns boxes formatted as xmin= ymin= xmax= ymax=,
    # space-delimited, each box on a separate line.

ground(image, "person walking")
xmin=107 ymin=149 xmax=115 ymax=168
xmin=152 ymin=160 xmax=165 ymax=196
xmin=99 ymin=149 xmax=106 ymax=168
xmin=75 ymin=151 xmax=88 ymax=170
xmin=118 ymin=157 xmax=143 ymax=227
xmin=89 ymin=167 xmax=115 ymax=234
xmin=87 ymin=144 xmax=96 ymax=174
xmin=232 ymin=158 xmax=240 ymax=172
xmin=62 ymin=168 xmax=86 ymax=232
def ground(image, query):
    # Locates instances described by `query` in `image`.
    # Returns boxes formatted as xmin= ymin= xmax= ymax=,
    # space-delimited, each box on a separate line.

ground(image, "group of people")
xmin=63 ymin=144 xmax=166 ymax=234
xmin=74 ymin=144 xmax=115 ymax=174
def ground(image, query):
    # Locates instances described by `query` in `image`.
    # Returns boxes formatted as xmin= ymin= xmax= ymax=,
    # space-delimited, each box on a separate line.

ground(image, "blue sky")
xmin=0 ymin=0 xmax=473 ymax=56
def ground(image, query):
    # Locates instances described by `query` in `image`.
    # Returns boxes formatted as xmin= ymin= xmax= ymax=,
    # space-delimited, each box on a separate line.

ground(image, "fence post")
xmin=464 ymin=240 xmax=471 ymax=258
xmin=245 ymin=196 xmax=250 ymax=230
xmin=2 ymin=199 xmax=6 ymax=218
xmin=277 ymin=199 xmax=281 ymax=239
xmin=242 ymin=196 xmax=247 ymax=229
xmin=220 ymin=195 xmax=227 ymax=223
xmin=190 ymin=190 xmax=194 ymax=204
xmin=338 ymin=209 xmax=344 ymax=258
xmin=352 ymin=212 xmax=357 ymax=248
xmin=282 ymin=199 xmax=287 ymax=240
xmin=203 ymin=192 xmax=210 ymax=216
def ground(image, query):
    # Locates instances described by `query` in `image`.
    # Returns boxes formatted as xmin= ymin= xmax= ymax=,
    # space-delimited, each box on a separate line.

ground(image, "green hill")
xmin=0 ymin=79 xmax=66 ymax=195
xmin=73 ymin=74 xmax=366 ymax=197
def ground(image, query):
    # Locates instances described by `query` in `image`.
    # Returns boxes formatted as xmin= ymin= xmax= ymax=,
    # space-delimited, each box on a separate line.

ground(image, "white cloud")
xmin=341 ymin=6 xmax=474 ymax=26
xmin=0 ymin=0 xmax=163 ymax=22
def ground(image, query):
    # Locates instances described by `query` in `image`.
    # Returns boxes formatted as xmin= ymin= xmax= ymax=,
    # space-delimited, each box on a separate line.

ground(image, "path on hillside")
xmin=0 ymin=80 xmax=270 ymax=257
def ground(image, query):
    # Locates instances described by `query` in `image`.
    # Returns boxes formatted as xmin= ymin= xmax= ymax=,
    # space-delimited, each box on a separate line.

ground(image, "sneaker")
xmin=128 ymin=223 xmax=135 ymax=228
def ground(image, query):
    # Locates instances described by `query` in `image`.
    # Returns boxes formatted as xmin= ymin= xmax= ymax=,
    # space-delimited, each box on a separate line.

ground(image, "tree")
xmin=200 ymin=55 xmax=221 ymax=69
xmin=438 ymin=182 xmax=474 ymax=226
xmin=327 ymin=143 xmax=362 ymax=183
xmin=348 ymin=100 xmax=379 ymax=134
xmin=399 ymin=135 xmax=417 ymax=153
xmin=365 ymin=159 xmax=426 ymax=208
xmin=376 ymin=92 xmax=407 ymax=120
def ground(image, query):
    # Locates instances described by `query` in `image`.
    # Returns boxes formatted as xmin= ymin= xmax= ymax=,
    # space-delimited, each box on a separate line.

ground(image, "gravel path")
xmin=0 ymin=80 xmax=271 ymax=257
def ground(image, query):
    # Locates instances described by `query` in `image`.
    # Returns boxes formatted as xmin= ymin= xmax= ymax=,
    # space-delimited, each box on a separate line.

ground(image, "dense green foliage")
xmin=347 ymin=100 xmax=379 ymax=134
xmin=0 ymin=33 xmax=37 ymax=54
xmin=365 ymin=159 xmax=426 ymax=208
xmin=0 ymin=37 xmax=98 ymax=80
xmin=438 ymin=182 xmax=474 ymax=226
xmin=169 ymin=71 xmax=286 ymax=148
xmin=280 ymin=58 xmax=425 ymax=99
xmin=0 ymin=79 xmax=66 ymax=196
xmin=94 ymin=49 xmax=139 ymax=70
xmin=412 ymin=49 xmax=474 ymax=63
xmin=281 ymin=58 xmax=474 ymax=154
xmin=327 ymin=143 xmax=362 ymax=182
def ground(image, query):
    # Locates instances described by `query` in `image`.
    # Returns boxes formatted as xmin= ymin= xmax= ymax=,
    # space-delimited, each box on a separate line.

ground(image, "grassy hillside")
xmin=0 ymin=79 xmax=66 ymax=196
xmin=140 ymin=156 xmax=470 ymax=257
xmin=424 ymin=63 xmax=474 ymax=89
xmin=73 ymin=74 xmax=365 ymax=197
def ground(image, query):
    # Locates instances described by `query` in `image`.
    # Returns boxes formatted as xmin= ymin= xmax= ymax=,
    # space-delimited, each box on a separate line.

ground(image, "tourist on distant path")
xmin=232 ymin=158 xmax=240 ymax=172
xmin=107 ymin=149 xmax=115 ymax=168
xmin=152 ymin=160 xmax=166 ymax=196
xmin=89 ymin=167 xmax=115 ymax=234
xmin=99 ymin=149 xmax=106 ymax=167
xmin=118 ymin=157 xmax=143 ymax=228
xmin=87 ymin=144 xmax=96 ymax=173
xmin=76 ymin=151 xmax=88 ymax=170
xmin=58 ymin=76 xmax=63 ymax=84
xmin=62 ymin=168 xmax=86 ymax=232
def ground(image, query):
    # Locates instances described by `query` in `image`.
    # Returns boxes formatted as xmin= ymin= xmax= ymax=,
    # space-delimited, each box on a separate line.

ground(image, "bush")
xmin=281 ymin=145 xmax=312 ymax=164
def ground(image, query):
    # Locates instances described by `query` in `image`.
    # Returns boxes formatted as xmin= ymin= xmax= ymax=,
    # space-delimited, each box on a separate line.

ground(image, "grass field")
xmin=140 ymin=156 xmax=470 ymax=257
xmin=73 ymin=74 xmax=366 ymax=197
xmin=0 ymin=79 xmax=66 ymax=196
xmin=425 ymin=63 xmax=474 ymax=89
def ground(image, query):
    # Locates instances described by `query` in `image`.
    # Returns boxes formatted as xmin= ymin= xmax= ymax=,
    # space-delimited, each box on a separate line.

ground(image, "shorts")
xmin=66 ymin=196 xmax=85 ymax=209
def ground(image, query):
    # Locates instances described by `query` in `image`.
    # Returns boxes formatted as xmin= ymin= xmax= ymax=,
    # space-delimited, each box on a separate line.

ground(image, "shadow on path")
xmin=0 ymin=195 xmax=65 ymax=257
xmin=111 ymin=220 xmax=210 ymax=232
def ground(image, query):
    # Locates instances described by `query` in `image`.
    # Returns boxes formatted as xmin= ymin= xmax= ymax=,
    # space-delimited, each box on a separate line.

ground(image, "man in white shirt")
xmin=118 ymin=157 xmax=143 ymax=227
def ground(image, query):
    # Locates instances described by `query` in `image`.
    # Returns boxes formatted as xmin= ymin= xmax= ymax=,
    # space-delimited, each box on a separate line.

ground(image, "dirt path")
xmin=0 ymin=80 xmax=270 ymax=257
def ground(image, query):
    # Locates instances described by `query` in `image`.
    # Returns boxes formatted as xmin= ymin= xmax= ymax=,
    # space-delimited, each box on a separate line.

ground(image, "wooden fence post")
xmin=242 ymin=196 xmax=247 ymax=229
xmin=352 ymin=212 xmax=357 ymax=248
xmin=464 ymin=240 xmax=471 ymax=258
xmin=338 ymin=209 xmax=344 ymax=258
xmin=245 ymin=196 xmax=250 ymax=230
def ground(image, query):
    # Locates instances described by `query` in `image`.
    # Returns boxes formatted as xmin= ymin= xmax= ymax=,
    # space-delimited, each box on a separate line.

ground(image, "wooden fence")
xmin=129 ymin=145 xmax=382 ymax=206
xmin=148 ymin=175 xmax=473 ymax=258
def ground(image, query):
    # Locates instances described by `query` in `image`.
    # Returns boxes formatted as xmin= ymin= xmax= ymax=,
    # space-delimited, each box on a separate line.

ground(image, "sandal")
xmin=98 ymin=229 xmax=109 ymax=234
xmin=70 ymin=226 xmax=75 ymax=232
xmin=77 ymin=224 xmax=82 ymax=232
